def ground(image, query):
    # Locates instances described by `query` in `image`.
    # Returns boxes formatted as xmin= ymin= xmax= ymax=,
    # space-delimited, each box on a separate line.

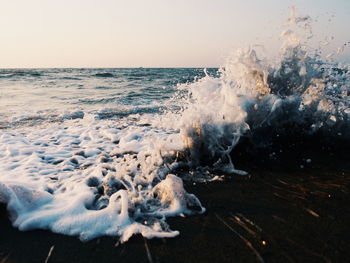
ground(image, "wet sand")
xmin=1 ymin=152 xmax=349 ymax=262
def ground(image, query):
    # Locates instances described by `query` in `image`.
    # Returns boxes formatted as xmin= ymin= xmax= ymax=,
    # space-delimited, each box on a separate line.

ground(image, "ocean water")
xmin=0 ymin=9 xmax=349 ymax=242
xmin=0 ymin=68 xmax=217 ymax=129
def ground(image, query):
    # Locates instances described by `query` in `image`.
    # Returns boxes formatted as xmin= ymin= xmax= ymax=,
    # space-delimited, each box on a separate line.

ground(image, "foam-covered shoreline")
xmin=1 ymin=162 xmax=349 ymax=263
xmin=0 ymin=115 xmax=206 ymax=241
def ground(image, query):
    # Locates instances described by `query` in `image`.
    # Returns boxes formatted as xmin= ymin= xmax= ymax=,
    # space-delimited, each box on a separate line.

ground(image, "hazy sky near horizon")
xmin=1 ymin=0 xmax=349 ymax=68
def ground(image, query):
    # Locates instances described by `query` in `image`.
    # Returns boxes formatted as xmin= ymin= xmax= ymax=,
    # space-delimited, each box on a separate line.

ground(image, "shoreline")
xmin=1 ymin=160 xmax=349 ymax=263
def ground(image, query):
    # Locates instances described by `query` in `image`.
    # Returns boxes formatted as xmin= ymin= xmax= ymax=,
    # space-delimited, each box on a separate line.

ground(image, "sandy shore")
xmin=1 ymin=153 xmax=349 ymax=262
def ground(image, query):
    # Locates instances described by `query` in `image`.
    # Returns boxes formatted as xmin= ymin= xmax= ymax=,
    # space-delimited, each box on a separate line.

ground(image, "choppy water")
xmin=0 ymin=68 xmax=217 ymax=129
xmin=0 ymin=9 xmax=349 ymax=242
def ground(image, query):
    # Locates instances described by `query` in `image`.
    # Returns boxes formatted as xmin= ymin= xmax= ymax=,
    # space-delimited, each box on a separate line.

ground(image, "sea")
xmin=0 ymin=11 xmax=349 ymax=242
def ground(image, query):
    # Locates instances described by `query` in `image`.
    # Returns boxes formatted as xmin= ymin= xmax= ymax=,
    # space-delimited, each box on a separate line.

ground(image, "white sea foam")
xmin=0 ymin=114 xmax=206 ymax=241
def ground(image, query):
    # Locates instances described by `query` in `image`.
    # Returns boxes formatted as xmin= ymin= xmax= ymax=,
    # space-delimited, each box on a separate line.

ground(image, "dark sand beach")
xmin=1 ymin=146 xmax=349 ymax=263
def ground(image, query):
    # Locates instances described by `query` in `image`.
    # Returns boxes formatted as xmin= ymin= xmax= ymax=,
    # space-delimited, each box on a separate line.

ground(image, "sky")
xmin=0 ymin=0 xmax=349 ymax=68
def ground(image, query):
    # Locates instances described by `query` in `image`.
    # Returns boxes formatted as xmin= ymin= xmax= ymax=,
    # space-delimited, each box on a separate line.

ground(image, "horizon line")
xmin=0 ymin=66 xmax=220 ymax=70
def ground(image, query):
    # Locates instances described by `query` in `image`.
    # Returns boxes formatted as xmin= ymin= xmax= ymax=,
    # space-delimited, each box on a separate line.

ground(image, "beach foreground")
xmin=1 ymin=153 xmax=349 ymax=263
